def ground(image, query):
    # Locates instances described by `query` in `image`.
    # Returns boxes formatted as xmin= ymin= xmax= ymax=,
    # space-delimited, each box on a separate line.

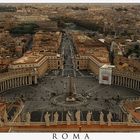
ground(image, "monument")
xmin=25 ymin=112 xmax=31 ymax=125
xmin=127 ymin=113 xmax=133 ymax=126
xmin=54 ymin=112 xmax=59 ymax=125
xmin=107 ymin=112 xmax=112 ymax=126
xmin=66 ymin=111 xmax=72 ymax=125
xmin=75 ymin=110 xmax=81 ymax=125
xmin=3 ymin=110 xmax=8 ymax=123
xmin=44 ymin=112 xmax=50 ymax=126
xmin=0 ymin=115 xmax=3 ymax=127
xmin=86 ymin=111 xmax=92 ymax=125
xmin=100 ymin=111 xmax=104 ymax=125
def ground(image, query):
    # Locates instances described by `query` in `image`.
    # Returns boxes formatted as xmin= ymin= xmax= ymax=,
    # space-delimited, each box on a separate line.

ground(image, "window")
xmin=58 ymin=61 xmax=60 ymax=65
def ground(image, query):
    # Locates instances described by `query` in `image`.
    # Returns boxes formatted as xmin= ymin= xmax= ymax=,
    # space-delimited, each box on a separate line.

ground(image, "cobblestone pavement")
xmin=0 ymin=73 xmax=140 ymax=122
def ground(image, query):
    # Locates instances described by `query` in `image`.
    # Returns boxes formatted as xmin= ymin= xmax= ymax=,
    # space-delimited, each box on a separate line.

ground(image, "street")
xmin=61 ymin=32 xmax=76 ymax=77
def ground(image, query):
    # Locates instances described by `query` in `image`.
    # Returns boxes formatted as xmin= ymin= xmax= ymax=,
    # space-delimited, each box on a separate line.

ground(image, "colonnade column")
xmin=15 ymin=78 xmax=17 ymax=87
xmin=112 ymin=76 xmax=114 ymax=84
xmin=117 ymin=76 xmax=119 ymax=85
xmin=22 ymin=76 xmax=25 ymax=85
xmin=6 ymin=81 xmax=8 ymax=89
xmin=128 ymin=78 xmax=131 ymax=88
xmin=17 ymin=78 xmax=19 ymax=87
xmin=34 ymin=75 xmax=37 ymax=84
xmin=130 ymin=79 xmax=133 ymax=89
xmin=29 ymin=76 xmax=32 ymax=85
xmin=12 ymin=78 xmax=14 ymax=88
xmin=138 ymin=81 xmax=140 ymax=91
xmin=9 ymin=79 xmax=11 ymax=88
xmin=0 ymin=83 xmax=2 ymax=92
xmin=135 ymin=80 xmax=138 ymax=90
xmin=4 ymin=81 xmax=6 ymax=91
xmin=127 ymin=78 xmax=129 ymax=88
xmin=19 ymin=77 xmax=22 ymax=86
xmin=114 ymin=76 xmax=117 ymax=85
xmin=122 ymin=77 xmax=124 ymax=87
xmin=7 ymin=80 xmax=10 ymax=89
xmin=25 ymin=76 xmax=28 ymax=85
xmin=132 ymin=79 xmax=134 ymax=89
xmin=1 ymin=82 xmax=3 ymax=91
xmin=133 ymin=80 xmax=136 ymax=89
xmin=3 ymin=81 xmax=5 ymax=90
xmin=0 ymin=72 xmax=37 ymax=94
xmin=114 ymin=76 xmax=116 ymax=84
xmin=18 ymin=77 xmax=20 ymax=87
xmin=137 ymin=81 xmax=140 ymax=90
xmin=120 ymin=77 xmax=122 ymax=85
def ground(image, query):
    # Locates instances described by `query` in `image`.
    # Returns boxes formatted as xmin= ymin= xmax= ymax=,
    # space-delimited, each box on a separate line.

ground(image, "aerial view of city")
xmin=0 ymin=3 xmax=139 ymax=132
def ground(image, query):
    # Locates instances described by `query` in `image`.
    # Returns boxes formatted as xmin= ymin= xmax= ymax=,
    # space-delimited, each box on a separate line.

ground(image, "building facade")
xmin=9 ymin=52 xmax=63 ymax=77
xmin=0 ymin=69 xmax=37 ymax=93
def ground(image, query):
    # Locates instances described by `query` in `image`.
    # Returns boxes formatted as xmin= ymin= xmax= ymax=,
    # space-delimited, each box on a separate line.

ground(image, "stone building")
xmin=8 ymin=51 xmax=63 ymax=77
xmin=72 ymin=32 xmax=110 ymax=75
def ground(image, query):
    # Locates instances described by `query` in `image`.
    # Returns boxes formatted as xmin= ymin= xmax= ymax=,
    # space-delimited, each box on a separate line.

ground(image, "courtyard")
xmin=0 ymin=70 xmax=139 ymax=122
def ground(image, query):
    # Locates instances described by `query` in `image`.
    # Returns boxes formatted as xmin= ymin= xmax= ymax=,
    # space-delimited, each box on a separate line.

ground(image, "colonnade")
xmin=0 ymin=71 xmax=37 ymax=93
xmin=112 ymin=75 xmax=140 ymax=91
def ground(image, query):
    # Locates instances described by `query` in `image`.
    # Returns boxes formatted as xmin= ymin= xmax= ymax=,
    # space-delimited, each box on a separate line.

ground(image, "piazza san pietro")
xmin=0 ymin=4 xmax=140 ymax=132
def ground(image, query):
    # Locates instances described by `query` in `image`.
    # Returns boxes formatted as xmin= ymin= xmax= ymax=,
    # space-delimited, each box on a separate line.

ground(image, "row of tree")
xmin=9 ymin=23 xmax=39 ymax=35
xmin=126 ymin=44 xmax=140 ymax=58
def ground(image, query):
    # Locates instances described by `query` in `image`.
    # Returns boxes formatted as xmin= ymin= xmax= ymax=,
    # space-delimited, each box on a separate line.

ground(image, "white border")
xmin=0 ymin=133 xmax=140 ymax=140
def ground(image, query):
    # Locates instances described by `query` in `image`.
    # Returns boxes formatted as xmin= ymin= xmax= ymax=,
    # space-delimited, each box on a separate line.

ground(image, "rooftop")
xmin=12 ymin=51 xmax=44 ymax=64
xmin=124 ymin=100 xmax=140 ymax=122
xmin=32 ymin=31 xmax=61 ymax=53
xmin=71 ymin=32 xmax=110 ymax=64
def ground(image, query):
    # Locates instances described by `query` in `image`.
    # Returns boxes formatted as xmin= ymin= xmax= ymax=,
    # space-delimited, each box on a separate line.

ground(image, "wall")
xmin=0 ymin=70 xmax=37 ymax=93
xmin=112 ymin=69 xmax=140 ymax=92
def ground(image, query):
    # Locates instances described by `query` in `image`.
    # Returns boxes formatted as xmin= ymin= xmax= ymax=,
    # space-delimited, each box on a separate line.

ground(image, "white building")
xmin=99 ymin=64 xmax=115 ymax=85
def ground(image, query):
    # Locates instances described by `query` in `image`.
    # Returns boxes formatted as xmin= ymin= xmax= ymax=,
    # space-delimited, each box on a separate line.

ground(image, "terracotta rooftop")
xmin=12 ymin=52 xmax=44 ymax=64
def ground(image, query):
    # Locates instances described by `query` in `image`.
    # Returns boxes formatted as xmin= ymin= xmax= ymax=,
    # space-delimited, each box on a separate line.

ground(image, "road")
xmin=61 ymin=32 xmax=76 ymax=77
